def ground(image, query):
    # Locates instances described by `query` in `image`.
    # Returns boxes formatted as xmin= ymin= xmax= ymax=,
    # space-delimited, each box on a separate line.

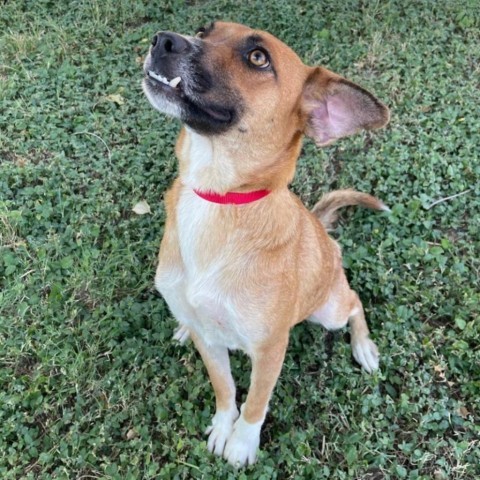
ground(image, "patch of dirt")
xmin=1 ymin=149 xmax=54 ymax=166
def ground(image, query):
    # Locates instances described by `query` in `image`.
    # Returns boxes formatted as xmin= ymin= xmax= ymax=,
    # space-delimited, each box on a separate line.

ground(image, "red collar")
xmin=193 ymin=188 xmax=271 ymax=205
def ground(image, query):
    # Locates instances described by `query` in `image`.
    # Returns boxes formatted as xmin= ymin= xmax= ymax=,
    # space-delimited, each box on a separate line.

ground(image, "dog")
xmin=142 ymin=21 xmax=389 ymax=467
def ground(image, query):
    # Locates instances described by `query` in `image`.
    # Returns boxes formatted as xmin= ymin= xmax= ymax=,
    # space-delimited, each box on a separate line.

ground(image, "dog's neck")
xmin=176 ymin=126 xmax=303 ymax=195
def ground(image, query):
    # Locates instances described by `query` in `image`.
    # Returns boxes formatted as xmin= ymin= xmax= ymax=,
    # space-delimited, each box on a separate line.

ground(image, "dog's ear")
xmin=302 ymin=67 xmax=389 ymax=146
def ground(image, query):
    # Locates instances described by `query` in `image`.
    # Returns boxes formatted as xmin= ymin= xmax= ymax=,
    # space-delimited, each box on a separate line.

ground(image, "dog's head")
xmin=143 ymin=21 xmax=389 ymax=146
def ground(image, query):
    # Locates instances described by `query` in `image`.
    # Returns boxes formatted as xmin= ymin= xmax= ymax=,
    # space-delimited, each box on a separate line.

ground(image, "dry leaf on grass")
xmin=104 ymin=93 xmax=125 ymax=105
xmin=132 ymin=200 xmax=151 ymax=215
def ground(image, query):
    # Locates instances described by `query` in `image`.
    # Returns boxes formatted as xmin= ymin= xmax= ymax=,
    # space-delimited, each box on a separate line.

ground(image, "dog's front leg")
xmin=224 ymin=336 xmax=289 ymax=467
xmin=189 ymin=331 xmax=239 ymax=456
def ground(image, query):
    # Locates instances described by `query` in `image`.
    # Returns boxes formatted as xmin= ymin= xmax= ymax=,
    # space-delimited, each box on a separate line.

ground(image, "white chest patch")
xmin=175 ymin=189 xmax=255 ymax=352
xmin=176 ymin=188 xmax=213 ymax=272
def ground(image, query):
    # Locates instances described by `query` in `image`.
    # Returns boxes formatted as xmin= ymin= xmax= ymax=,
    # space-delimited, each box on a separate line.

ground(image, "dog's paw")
xmin=352 ymin=337 xmax=379 ymax=373
xmin=223 ymin=413 xmax=262 ymax=467
xmin=205 ymin=408 xmax=239 ymax=456
xmin=173 ymin=325 xmax=190 ymax=345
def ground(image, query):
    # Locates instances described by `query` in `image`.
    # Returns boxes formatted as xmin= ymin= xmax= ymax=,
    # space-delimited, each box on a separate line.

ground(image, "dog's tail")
xmin=312 ymin=189 xmax=390 ymax=230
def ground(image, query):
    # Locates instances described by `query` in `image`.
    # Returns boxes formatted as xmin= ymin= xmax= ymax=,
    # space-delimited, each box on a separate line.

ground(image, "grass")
xmin=1 ymin=0 xmax=479 ymax=478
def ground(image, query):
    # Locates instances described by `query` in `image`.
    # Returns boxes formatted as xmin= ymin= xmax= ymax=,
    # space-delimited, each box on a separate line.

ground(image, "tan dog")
xmin=142 ymin=21 xmax=389 ymax=467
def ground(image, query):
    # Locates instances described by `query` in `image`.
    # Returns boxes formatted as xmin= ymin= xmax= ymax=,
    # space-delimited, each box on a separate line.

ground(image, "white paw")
xmin=223 ymin=412 xmax=262 ymax=467
xmin=205 ymin=408 xmax=239 ymax=456
xmin=352 ymin=336 xmax=379 ymax=373
xmin=173 ymin=325 xmax=190 ymax=345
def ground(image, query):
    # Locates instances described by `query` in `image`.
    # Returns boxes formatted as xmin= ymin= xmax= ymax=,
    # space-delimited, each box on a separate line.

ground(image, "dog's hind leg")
xmin=173 ymin=324 xmax=190 ymax=344
xmin=309 ymin=272 xmax=379 ymax=373
xmin=345 ymin=292 xmax=379 ymax=373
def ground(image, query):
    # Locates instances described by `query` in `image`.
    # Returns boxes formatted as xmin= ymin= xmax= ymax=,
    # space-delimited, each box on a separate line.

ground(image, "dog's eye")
xmin=195 ymin=28 xmax=206 ymax=39
xmin=248 ymin=49 xmax=270 ymax=68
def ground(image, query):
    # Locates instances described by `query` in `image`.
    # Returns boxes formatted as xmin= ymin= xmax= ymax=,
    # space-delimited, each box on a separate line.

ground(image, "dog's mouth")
xmin=145 ymin=69 xmax=235 ymax=128
xmin=148 ymin=70 xmax=183 ymax=89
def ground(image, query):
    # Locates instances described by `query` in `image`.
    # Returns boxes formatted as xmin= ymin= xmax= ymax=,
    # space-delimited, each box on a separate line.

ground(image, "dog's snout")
xmin=151 ymin=32 xmax=190 ymax=56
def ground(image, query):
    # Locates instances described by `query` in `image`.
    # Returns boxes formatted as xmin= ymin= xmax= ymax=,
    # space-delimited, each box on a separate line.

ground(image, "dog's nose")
xmin=151 ymin=32 xmax=190 ymax=56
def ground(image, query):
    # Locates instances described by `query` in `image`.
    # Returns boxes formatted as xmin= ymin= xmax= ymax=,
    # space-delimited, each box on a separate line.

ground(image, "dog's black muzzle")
xmin=151 ymin=32 xmax=192 ymax=58
xmin=144 ymin=30 xmax=242 ymax=135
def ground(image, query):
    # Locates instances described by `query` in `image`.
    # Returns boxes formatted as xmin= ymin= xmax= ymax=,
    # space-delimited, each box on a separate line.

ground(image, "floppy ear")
xmin=303 ymin=67 xmax=389 ymax=146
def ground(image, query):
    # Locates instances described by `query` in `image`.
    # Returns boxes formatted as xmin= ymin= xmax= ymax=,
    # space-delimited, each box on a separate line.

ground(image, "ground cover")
xmin=1 ymin=1 xmax=479 ymax=478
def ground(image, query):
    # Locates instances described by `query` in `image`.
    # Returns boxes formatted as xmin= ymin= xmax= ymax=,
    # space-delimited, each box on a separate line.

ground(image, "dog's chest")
xmin=175 ymin=191 xmax=256 ymax=351
xmin=176 ymin=190 xmax=214 ymax=272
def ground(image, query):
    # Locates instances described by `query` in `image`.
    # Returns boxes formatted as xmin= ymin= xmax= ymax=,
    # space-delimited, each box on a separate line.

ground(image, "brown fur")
xmin=143 ymin=21 xmax=390 ymax=466
xmin=313 ymin=189 xmax=390 ymax=230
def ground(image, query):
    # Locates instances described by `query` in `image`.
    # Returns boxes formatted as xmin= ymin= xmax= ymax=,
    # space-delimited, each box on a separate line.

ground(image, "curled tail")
xmin=312 ymin=189 xmax=390 ymax=230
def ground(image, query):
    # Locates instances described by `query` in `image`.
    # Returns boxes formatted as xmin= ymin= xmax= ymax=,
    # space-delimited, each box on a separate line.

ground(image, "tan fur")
xmin=312 ymin=188 xmax=389 ymax=230
xmin=147 ymin=21 xmax=389 ymax=466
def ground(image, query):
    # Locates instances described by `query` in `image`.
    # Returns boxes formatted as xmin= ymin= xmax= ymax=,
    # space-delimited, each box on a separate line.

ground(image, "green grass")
xmin=1 ymin=0 xmax=479 ymax=478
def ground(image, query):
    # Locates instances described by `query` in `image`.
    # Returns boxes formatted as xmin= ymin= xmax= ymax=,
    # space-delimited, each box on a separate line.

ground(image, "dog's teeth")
xmin=169 ymin=77 xmax=182 ymax=88
xmin=148 ymin=70 xmax=181 ymax=88
xmin=148 ymin=70 xmax=169 ymax=85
